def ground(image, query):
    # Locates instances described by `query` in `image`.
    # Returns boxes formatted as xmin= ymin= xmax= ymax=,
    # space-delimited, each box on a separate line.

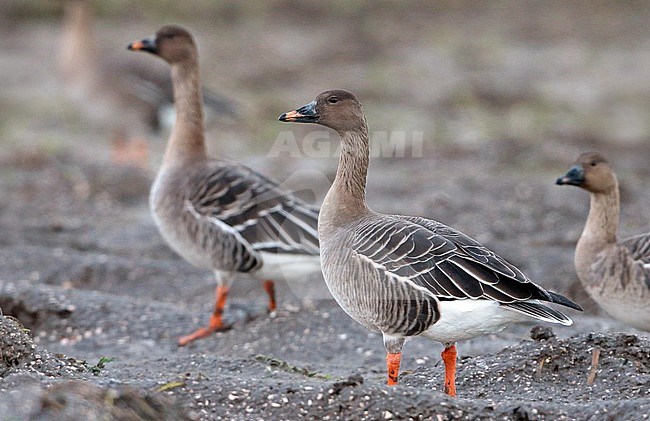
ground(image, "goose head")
xmin=279 ymin=90 xmax=366 ymax=133
xmin=128 ymin=25 xmax=196 ymax=64
xmin=556 ymin=152 xmax=618 ymax=194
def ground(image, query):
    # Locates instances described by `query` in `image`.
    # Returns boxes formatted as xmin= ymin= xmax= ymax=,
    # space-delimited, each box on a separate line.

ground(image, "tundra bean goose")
xmin=556 ymin=152 xmax=650 ymax=331
xmin=128 ymin=26 xmax=319 ymax=346
xmin=279 ymin=90 xmax=582 ymax=396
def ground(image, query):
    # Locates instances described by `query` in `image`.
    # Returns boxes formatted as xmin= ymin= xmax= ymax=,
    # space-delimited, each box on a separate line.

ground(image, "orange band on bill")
xmin=129 ymin=41 xmax=145 ymax=50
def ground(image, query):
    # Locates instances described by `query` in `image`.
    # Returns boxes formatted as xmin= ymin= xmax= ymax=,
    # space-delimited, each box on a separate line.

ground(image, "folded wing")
xmin=352 ymin=215 xmax=581 ymax=315
xmin=188 ymin=163 xmax=320 ymax=257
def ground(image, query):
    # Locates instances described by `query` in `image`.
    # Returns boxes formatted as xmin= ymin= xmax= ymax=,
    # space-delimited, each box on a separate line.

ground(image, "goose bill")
xmin=278 ymin=101 xmax=318 ymax=123
xmin=127 ymin=38 xmax=157 ymax=54
xmin=556 ymin=165 xmax=585 ymax=186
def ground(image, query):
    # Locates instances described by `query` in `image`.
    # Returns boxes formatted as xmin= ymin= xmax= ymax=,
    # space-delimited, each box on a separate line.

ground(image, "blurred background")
xmin=1 ymin=0 xmax=649 ymax=310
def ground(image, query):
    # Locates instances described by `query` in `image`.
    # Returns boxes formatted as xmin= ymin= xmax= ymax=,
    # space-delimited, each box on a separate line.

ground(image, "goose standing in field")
xmin=60 ymin=0 xmax=236 ymax=167
xmin=128 ymin=26 xmax=320 ymax=346
xmin=279 ymin=90 xmax=582 ymax=396
xmin=556 ymin=152 xmax=650 ymax=331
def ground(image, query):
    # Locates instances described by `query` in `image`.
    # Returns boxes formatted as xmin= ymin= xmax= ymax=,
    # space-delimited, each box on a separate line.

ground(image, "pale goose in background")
xmin=279 ymin=90 xmax=582 ymax=396
xmin=556 ymin=152 xmax=650 ymax=331
xmin=60 ymin=0 xmax=236 ymax=167
xmin=128 ymin=26 xmax=319 ymax=346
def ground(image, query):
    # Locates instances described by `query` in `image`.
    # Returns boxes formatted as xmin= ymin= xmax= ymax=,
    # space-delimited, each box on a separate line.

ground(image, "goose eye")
xmin=590 ymin=161 xmax=597 ymax=167
xmin=327 ymin=97 xmax=339 ymax=104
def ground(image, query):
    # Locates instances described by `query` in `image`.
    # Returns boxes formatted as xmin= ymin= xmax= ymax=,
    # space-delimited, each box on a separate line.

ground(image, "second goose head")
xmin=128 ymin=25 xmax=196 ymax=64
xmin=279 ymin=90 xmax=366 ymax=134
xmin=556 ymin=152 xmax=618 ymax=194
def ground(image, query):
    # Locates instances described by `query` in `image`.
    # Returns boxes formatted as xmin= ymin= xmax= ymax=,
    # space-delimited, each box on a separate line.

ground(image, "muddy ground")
xmin=0 ymin=1 xmax=649 ymax=420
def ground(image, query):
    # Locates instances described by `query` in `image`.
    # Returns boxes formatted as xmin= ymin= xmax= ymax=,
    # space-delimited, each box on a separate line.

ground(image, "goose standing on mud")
xmin=128 ymin=26 xmax=320 ymax=346
xmin=556 ymin=152 xmax=650 ymax=331
xmin=279 ymin=90 xmax=582 ymax=396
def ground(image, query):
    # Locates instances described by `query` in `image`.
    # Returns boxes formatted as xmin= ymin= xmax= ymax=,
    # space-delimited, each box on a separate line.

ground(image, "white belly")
xmin=422 ymin=300 xmax=526 ymax=344
xmin=258 ymin=252 xmax=321 ymax=280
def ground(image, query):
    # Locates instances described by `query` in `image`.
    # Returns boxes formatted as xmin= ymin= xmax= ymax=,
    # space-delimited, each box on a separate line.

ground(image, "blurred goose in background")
xmin=556 ymin=152 xmax=650 ymax=331
xmin=59 ymin=0 xmax=237 ymax=167
xmin=279 ymin=90 xmax=582 ymax=396
xmin=128 ymin=26 xmax=319 ymax=346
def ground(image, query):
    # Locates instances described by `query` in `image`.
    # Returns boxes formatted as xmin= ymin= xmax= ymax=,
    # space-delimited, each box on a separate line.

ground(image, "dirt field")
xmin=1 ymin=2 xmax=649 ymax=420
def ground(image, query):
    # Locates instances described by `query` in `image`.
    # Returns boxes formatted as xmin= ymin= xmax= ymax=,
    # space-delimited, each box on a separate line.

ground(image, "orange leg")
xmin=178 ymin=285 xmax=230 ymax=346
xmin=263 ymin=280 xmax=277 ymax=313
xmin=441 ymin=344 xmax=457 ymax=397
xmin=386 ymin=352 xmax=402 ymax=385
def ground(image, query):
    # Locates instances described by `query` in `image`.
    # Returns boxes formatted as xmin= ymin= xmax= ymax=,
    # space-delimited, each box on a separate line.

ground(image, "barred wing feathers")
xmin=351 ymin=215 xmax=580 ymax=323
xmin=188 ymin=163 xmax=319 ymax=256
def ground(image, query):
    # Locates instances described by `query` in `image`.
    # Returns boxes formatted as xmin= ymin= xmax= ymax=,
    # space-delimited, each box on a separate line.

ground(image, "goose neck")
xmin=584 ymin=187 xmax=620 ymax=244
xmin=575 ymin=183 xmax=620 ymax=278
xmin=321 ymin=128 xmax=370 ymax=226
xmin=163 ymin=59 xmax=206 ymax=166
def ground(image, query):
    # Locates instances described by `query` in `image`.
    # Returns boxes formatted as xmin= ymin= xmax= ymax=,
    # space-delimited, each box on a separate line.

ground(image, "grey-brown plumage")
xmin=151 ymin=161 xmax=319 ymax=274
xmin=129 ymin=26 xmax=319 ymax=346
xmin=557 ymin=152 xmax=650 ymax=331
xmin=279 ymin=90 xmax=581 ymax=395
